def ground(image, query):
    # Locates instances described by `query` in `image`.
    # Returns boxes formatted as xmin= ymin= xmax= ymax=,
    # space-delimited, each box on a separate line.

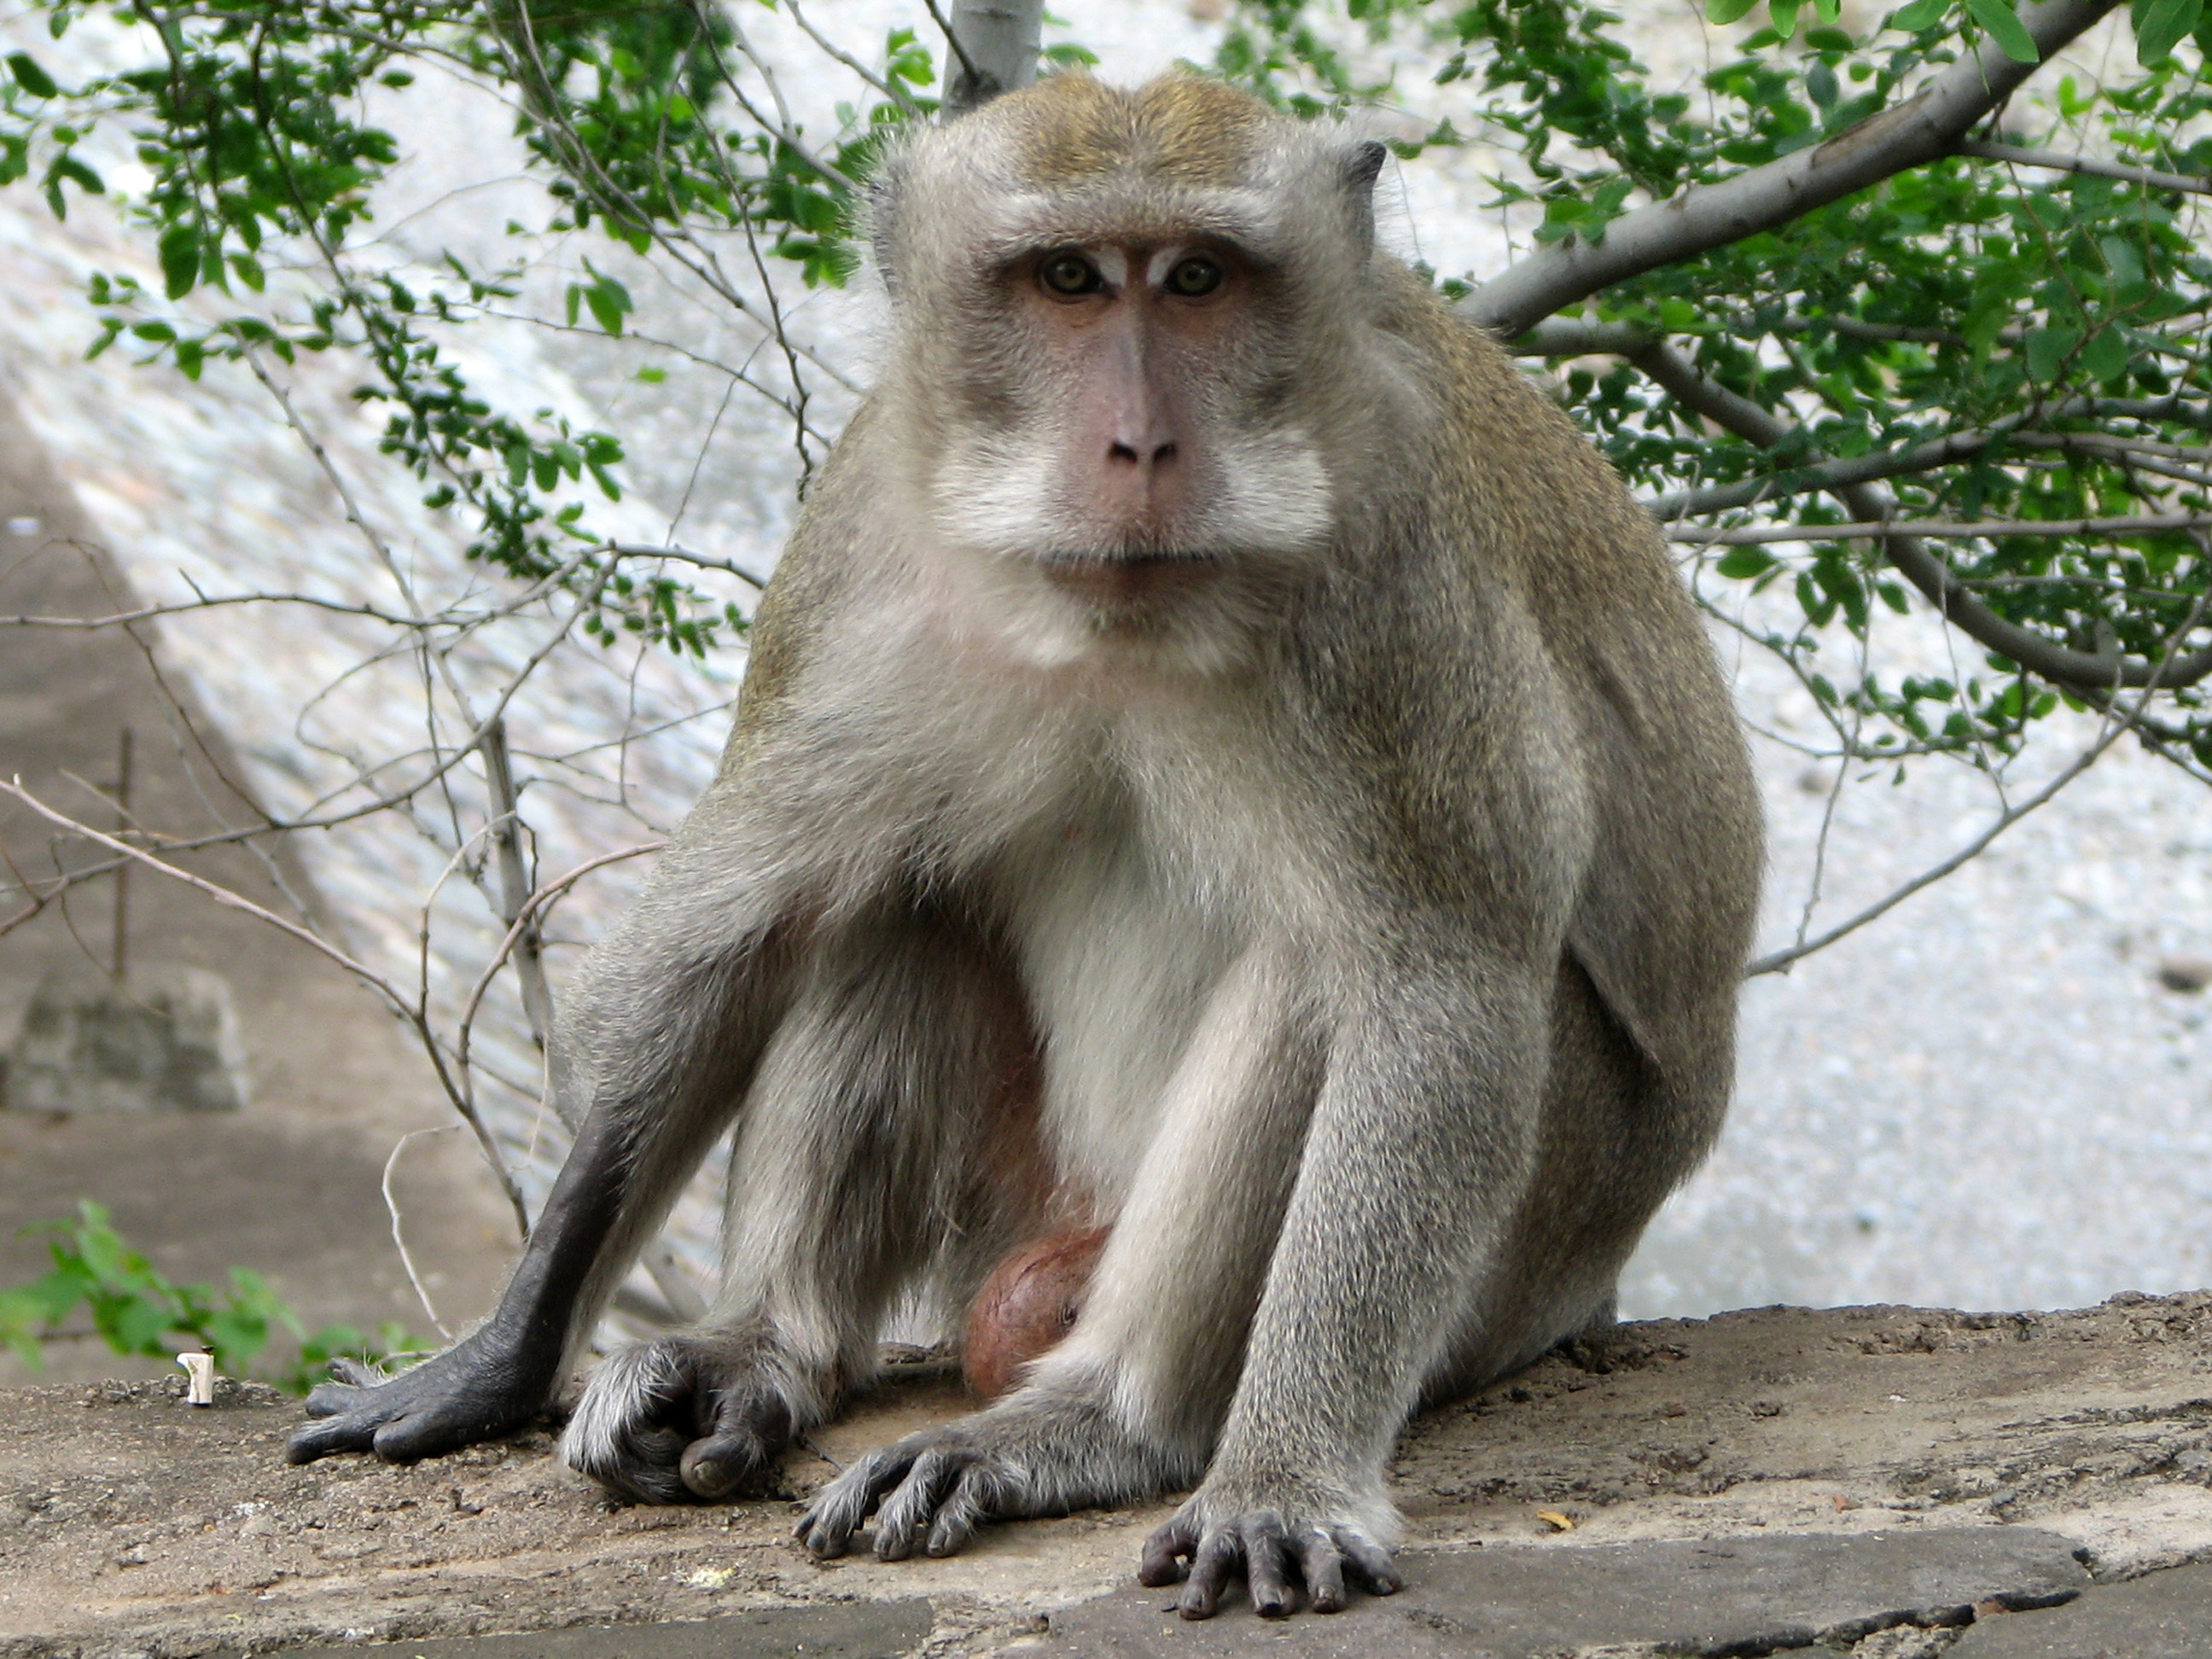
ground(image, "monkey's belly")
xmin=961 ymin=1225 xmax=1111 ymax=1400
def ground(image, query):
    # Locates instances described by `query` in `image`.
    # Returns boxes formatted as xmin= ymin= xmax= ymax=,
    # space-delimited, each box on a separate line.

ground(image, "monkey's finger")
xmin=1178 ymin=1527 xmax=1244 ymax=1621
xmin=1240 ymin=1513 xmax=1295 ymax=1619
xmin=1298 ymin=1528 xmax=1348 ymax=1614
xmin=923 ymin=1464 xmax=1001 ymax=1557
xmin=797 ymin=1448 xmax=905 ymax=1557
xmin=1138 ymin=1516 xmax=1196 ymax=1586
xmin=874 ymin=1448 xmax=964 ymax=1561
xmin=285 ymin=1412 xmax=381 ymax=1464
xmin=1332 ymin=1528 xmax=1403 ymax=1596
xmin=679 ymin=1430 xmax=766 ymax=1500
xmin=300 ymin=1380 xmax=374 ymax=1420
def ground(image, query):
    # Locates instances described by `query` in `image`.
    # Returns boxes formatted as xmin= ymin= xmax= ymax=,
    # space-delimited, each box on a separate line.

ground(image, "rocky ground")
xmin=4 ymin=1295 xmax=2211 ymax=1657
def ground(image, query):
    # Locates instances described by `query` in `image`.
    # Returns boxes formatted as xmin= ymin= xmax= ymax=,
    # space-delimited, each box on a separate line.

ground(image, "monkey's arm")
xmin=1143 ymin=948 xmax=1554 ymax=1617
xmin=288 ymin=832 xmax=793 ymax=1469
xmin=286 ymin=1105 xmax=637 ymax=1465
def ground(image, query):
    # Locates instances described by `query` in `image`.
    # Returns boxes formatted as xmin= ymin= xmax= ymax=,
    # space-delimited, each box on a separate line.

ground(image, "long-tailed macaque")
xmin=289 ymin=72 xmax=1761 ymax=1621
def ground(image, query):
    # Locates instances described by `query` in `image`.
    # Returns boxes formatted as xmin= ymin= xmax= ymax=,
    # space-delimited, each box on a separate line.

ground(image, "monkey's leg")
xmin=795 ymin=943 xmax=1321 ymax=1563
xmin=287 ymin=866 xmax=793 ymax=1470
xmin=1142 ymin=952 xmax=1551 ymax=1618
xmin=562 ymin=909 xmax=1041 ymax=1505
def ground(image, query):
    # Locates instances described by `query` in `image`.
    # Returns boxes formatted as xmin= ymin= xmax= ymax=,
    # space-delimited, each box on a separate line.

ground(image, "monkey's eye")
xmin=1039 ymin=251 xmax=1104 ymax=297
xmin=1164 ymin=255 xmax=1224 ymax=298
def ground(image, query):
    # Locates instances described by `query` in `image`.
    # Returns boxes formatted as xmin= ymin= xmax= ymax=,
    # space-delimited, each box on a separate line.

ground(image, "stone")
xmin=3 ymin=963 xmax=247 ymax=1112
xmin=265 ymin=1601 xmax=934 ymax=1658
xmin=1039 ymin=1529 xmax=2089 ymax=1658
xmin=1947 ymin=1561 xmax=2212 ymax=1657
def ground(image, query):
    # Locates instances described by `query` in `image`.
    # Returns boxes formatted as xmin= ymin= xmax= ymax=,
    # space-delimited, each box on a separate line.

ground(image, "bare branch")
xmin=1959 ymin=137 xmax=2212 ymax=196
xmin=1627 ymin=341 xmax=2212 ymax=691
xmin=1648 ymin=428 xmax=2007 ymax=518
xmin=1461 ymin=0 xmax=2122 ymax=339
xmin=1748 ymin=579 xmax=2212 ymax=975
xmin=1668 ymin=510 xmax=2212 ymax=543
xmin=608 ymin=540 xmax=771 ymax=591
xmin=0 ymin=779 xmax=532 ymax=1231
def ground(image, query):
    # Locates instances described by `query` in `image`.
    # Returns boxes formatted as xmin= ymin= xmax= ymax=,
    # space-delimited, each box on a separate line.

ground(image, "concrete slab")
xmin=267 ymin=1601 xmax=934 ymax=1658
xmin=1040 ymin=1529 xmax=2089 ymax=1658
xmin=1950 ymin=1561 xmax=2212 ymax=1658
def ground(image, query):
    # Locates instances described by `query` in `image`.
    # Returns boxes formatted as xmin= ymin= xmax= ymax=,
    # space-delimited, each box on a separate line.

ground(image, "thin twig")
xmin=381 ymin=1126 xmax=459 ymax=1340
xmin=1666 ymin=511 xmax=2212 ymax=543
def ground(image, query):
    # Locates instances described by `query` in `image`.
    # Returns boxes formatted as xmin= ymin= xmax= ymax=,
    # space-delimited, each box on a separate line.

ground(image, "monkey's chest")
xmin=994 ymin=829 xmax=1240 ymax=1215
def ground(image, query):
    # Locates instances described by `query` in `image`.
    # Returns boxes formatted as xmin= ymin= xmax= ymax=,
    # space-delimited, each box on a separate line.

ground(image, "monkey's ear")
xmin=867 ymin=157 xmax=907 ymax=299
xmin=1342 ymin=139 xmax=1388 ymax=249
xmin=1344 ymin=139 xmax=1388 ymax=195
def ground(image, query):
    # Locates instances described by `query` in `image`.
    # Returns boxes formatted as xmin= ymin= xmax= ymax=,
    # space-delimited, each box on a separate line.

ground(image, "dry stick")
xmin=381 ymin=1126 xmax=459 ymax=1340
xmin=0 ymin=777 xmax=531 ymax=1231
xmin=109 ymin=726 xmax=131 ymax=985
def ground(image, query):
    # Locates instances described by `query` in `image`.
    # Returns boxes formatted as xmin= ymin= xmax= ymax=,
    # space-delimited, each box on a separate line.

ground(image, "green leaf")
xmin=2134 ymin=0 xmax=2203 ymax=62
xmin=5 ymin=50 xmax=57 ymax=97
xmin=1716 ymin=547 xmax=1778 ymax=579
xmin=157 ymin=224 xmax=201 ymax=300
xmin=1707 ymin=0 xmax=1761 ymax=21
xmin=2023 ymin=325 xmax=2081 ymax=382
xmin=1890 ymin=0 xmax=1949 ymax=27
xmin=2079 ymin=326 xmax=2130 ymax=382
xmin=1771 ymin=0 xmax=1803 ymax=39
xmin=1965 ymin=0 xmax=2041 ymax=61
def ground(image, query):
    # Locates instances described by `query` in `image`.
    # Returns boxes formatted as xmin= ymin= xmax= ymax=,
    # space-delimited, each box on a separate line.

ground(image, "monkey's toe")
xmin=1148 ymin=1506 xmax=1400 ymax=1620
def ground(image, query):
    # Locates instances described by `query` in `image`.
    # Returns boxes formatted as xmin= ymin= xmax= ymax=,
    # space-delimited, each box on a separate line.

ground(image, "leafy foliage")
xmin=1219 ymin=0 xmax=2212 ymax=776
xmin=1 ymin=0 xmax=2208 ymax=781
xmin=0 ymin=0 xmax=937 ymax=655
xmin=0 ymin=1202 xmax=422 ymax=1394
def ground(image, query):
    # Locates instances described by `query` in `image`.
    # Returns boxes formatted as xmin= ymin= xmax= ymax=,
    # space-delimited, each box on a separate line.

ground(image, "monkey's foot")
xmin=287 ymin=1337 xmax=552 ymax=1467
xmin=795 ymin=1391 xmax=1182 ymax=1562
xmin=1138 ymin=1491 xmax=1403 ymax=1620
xmin=560 ymin=1334 xmax=798 ymax=1505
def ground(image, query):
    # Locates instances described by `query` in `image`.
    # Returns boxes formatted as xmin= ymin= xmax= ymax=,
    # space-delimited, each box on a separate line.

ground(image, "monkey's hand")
xmin=287 ymin=1332 xmax=556 ymax=1468
xmin=795 ymin=1390 xmax=1179 ymax=1563
xmin=1137 ymin=1486 xmax=1404 ymax=1620
xmin=559 ymin=1334 xmax=798 ymax=1505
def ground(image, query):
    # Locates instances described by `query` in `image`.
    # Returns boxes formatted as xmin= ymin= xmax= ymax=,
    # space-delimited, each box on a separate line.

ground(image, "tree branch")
xmin=940 ymin=0 xmax=1043 ymax=118
xmin=1958 ymin=138 xmax=2212 ymax=196
xmin=1461 ymin=0 xmax=2122 ymax=339
xmin=1647 ymin=427 xmax=2006 ymax=518
xmin=1628 ymin=340 xmax=2212 ymax=691
xmin=1668 ymin=510 xmax=2212 ymax=542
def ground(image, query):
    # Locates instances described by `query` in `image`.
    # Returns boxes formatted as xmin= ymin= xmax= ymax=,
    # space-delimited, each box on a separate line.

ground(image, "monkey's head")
xmin=868 ymin=74 xmax=1400 ymax=667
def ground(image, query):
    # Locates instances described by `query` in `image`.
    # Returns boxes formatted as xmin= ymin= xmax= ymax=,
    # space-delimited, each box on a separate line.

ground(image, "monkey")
xmin=286 ymin=71 xmax=1761 ymax=1621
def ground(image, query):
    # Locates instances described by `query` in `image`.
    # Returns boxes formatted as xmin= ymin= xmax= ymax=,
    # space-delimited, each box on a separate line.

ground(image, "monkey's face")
xmin=870 ymin=79 xmax=1393 ymax=669
xmin=914 ymin=224 xmax=1340 ymax=640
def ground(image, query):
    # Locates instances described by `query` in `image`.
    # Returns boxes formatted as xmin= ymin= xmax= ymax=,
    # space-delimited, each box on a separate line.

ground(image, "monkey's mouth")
xmin=1034 ymin=550 xmax=1224 ymax=604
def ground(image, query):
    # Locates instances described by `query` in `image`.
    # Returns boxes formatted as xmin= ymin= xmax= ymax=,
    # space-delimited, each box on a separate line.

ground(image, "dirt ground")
xmin=3 ymin=1295 xmax=2210 ymax=1657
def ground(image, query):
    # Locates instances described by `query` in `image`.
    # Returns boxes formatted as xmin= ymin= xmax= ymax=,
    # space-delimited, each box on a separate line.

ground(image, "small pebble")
xmin=2155 ymin=956 xmax=2212 ymax=993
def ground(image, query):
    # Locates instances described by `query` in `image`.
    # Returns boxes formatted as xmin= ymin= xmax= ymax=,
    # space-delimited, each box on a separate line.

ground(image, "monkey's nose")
xmin=1109 ymin=439 xmax=1178 ymax=471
